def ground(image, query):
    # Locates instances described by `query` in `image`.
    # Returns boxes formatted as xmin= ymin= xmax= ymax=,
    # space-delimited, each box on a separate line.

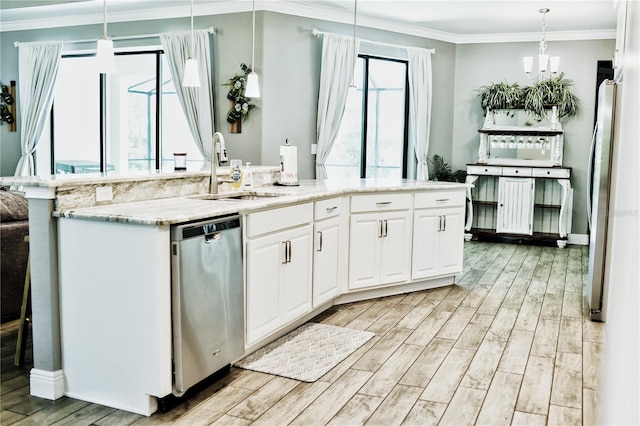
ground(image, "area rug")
xmin=235 ymin=322 xmax=375 ymax=382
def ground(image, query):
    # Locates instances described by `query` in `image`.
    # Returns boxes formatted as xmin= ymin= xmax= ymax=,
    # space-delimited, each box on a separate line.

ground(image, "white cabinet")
xmin=312 ymin=198 xmax=344 ymax=307
xmin=412 ymin=191 xmax=465 ymax=280
xmin=246 ymin=204 xmax=313 ymax=346
xmin=348 ymin=194 xmax=412 ymax=290
xmin=497 ymin=177 xmax=535 ymax=235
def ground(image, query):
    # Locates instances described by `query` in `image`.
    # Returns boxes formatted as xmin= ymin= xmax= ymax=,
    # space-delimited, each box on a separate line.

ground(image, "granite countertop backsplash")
xmin=53 ymin=178 xmax=470 ymax=226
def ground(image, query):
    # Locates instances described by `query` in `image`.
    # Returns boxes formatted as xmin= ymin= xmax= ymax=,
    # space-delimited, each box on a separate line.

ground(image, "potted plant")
xmin=477 ymin=80 xmax=522 ymax=115
xmin=521 ymin=73 xmax=580 ymax=119
xmin=428 ymin=155 xmax=467 ymax=183
xmin=476 ymin=74 xmax=580 ymax=122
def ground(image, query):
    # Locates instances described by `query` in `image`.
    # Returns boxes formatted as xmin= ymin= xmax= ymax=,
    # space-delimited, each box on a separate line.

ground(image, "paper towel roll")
xmin=279 ymin=145 xmax=298 ymax=185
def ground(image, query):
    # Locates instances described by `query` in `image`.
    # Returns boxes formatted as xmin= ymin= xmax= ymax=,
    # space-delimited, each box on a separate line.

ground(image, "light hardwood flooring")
xmin=1 ymin=241 xmax=606 ymax=425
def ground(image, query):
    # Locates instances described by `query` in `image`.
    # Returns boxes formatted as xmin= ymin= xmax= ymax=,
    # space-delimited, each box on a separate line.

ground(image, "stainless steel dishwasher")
xmin=170 ymin=215 xmax=244 ymax=395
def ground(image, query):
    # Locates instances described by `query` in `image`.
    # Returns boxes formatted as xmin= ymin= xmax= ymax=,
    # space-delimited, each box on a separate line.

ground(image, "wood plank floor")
xmin=1 ymin=241 xmax=606 ymax=425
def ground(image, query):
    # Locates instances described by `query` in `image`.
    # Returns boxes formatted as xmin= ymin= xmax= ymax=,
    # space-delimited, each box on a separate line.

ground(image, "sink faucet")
xmin=211 ymin=132 xmax=233 ymax=194
xmin=211 ymin=132 xmax=223 ymax=194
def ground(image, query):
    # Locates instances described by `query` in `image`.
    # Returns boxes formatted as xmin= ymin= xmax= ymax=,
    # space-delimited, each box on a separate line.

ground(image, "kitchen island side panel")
xmin=57 ymin=218 xmax=172 ymax=416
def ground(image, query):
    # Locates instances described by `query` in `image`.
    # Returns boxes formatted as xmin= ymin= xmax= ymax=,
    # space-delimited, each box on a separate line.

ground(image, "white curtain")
xmin=407 ymin=47 xmax=433 ymax=181
xmin=13 ymin=41 xmax=64 ymax=177
xmin=315 ymin=33 xmax=359 ymax=179
xmin=160 ymin=30 xmax=215 ymax=166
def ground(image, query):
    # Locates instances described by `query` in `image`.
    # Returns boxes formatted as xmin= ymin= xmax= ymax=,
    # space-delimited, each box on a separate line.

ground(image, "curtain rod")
xmin=312 ymin=28 xmax=435 ymax=54
xmin=14 ymin=27 xmax=216 ymax=47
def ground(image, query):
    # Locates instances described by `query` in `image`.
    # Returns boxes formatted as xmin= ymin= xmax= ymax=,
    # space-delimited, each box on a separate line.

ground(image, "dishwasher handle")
xmin=205 ymin=231 xmax=222 ymax=243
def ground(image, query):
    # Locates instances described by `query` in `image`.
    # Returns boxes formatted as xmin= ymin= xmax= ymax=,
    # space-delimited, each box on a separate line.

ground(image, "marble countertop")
xmin=54 ymin=179 xmax=470 ymax=226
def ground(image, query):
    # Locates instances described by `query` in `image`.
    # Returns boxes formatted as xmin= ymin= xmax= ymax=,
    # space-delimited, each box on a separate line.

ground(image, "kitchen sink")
xmin=189 ymin=192 xmax=285 ymax=201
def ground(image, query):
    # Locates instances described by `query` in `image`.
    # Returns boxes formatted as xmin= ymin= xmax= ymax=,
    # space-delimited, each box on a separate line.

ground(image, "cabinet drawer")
xmin=414 ymin=190 xmax=465 ymax=209
xmin=314 ymin=197 xmax=344 ymax=221
xmin=532 ymin=168 xmax=570 ymax=179
xmin=350 ymin=193 xmax=412 ymax=213
xmin=502 ymin=167 xmax=532 ymax=177
xmin=467 ymin=165 xmax=502 ymax=175
xmin=247 ymin=203 xmax=313 ymax=238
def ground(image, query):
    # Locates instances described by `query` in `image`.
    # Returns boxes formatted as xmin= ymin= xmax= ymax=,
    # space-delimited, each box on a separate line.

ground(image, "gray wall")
xmin=0 ymin=10 xmax=457 ymax=180
xmin=452 ymin=39 xmax=616 ymax=235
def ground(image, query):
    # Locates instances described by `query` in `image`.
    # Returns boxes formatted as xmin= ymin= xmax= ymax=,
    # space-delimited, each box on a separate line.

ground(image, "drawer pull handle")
xmin=325 ymin=206 xmax=338 ymax=212
xmin=317 ymin=231 xmax=323 ymax=251
xmin=515 ymin=170 xmax=519 ymax=173
xmin=376 ymin=201 xmax=392 ymax=206
xmin=383 ymin=219 xmax=388 ymax=237
xmin=378 ymin=220 xmax=384 ymax=238
xmin=436 ymin=198 xmax=449 ymax=202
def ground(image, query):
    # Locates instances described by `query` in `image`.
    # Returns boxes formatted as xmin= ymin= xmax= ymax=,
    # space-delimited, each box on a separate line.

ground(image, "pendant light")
xmin=523 ymin=8 xmax=560 ymax=79
xmin=96 ymin=0 xmax=116 ymax=74
xmin=244 ymin=0 xmax=260 ymax=98
xmin=182 ymin=0 xmax=201 ymax=87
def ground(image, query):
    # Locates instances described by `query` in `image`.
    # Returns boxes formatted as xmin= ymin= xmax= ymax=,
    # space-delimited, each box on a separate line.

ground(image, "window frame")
xmin=357 ymin=54 xmax=411 ymax=179
xmin=51 ymin=49 xmax=164 ymax=173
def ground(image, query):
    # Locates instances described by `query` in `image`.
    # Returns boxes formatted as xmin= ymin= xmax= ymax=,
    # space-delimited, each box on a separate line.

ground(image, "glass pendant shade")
xmin=96 ymin=38 xmax=116 ymax=74
xmin=182 ymin=58 xmax=201 ymax=87
xmin=523 ymin=56 xmax=534 ymax=74
xmin=549 ymin=56 xmax=560 ymax=73
xmin=538 ymin=54 xmax=549 ymax=72
xmin=245 ymin=71 xmax=260 ymax=98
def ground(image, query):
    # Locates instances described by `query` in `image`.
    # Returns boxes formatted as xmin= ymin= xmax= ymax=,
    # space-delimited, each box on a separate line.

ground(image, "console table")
xmin=465 ymin=165 xmax=572 ymax=248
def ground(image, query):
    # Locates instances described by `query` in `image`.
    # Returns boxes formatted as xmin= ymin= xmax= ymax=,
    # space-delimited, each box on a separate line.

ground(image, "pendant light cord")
xmin=190 ymin=0 xmax=195 ymax=58
xmin=103 ymin=0 xmax=107 ymax=38
xmin=251 ymin=0 xmax=256 ymax=69
xmin=351 ymin=0 xmax=357 ymax=87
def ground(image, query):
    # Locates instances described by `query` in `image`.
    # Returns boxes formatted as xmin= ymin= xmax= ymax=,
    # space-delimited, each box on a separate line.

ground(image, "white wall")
xmin=601 ymin=1 xmax=640 ymax=423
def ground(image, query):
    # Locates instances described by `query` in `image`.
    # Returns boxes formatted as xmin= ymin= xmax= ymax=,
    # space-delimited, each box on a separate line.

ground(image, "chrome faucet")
xmin=211 ymin=132 xmax=222 ymax=194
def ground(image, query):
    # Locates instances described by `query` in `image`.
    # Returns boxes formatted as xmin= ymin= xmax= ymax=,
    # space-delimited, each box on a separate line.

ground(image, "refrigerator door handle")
xmin=586 ymin=125 xmax=597 ymax=231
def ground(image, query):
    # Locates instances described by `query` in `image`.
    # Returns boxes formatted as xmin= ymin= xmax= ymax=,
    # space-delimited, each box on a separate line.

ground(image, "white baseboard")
xmin=568 ymin=233 xmax=589 ymax=246
xmin=30 ymin=368 xmax=65 ymax=400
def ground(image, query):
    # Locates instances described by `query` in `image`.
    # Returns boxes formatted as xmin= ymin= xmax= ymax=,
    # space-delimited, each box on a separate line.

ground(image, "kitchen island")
xmin=1 ymin=170 xmax=469 ymax=415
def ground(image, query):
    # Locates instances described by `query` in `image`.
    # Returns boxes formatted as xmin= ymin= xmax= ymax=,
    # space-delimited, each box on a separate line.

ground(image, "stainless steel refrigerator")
xmin=587 ymin=79 xmax=620 ymax=322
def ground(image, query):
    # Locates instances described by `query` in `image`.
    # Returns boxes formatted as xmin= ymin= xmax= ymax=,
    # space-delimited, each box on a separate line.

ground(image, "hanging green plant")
xmin=521 ymin=73 xmax=580 ymax=119
xmin=476 ymin=74 xmax=580 ymax=121
xmin=223 ymin=63 xmax=256 ymax=124
xmin=477 ymin=80 xmax=522 ymax=113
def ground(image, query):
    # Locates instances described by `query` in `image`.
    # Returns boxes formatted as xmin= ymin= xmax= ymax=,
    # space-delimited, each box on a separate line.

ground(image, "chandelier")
xmin=523 ymin=8 xmax=559 ymax=79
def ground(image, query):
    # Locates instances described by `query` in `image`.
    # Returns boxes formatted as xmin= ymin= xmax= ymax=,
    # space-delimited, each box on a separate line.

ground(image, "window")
xmin=325 ymin=55 xmax=409 ymax=180
xmin=51 ymin=50 xmax=200 ymax=174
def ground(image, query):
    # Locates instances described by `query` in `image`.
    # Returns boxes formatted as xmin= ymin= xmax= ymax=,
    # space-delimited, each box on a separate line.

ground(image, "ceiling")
xmin=0 ymin=0 xmax=617 ymax=43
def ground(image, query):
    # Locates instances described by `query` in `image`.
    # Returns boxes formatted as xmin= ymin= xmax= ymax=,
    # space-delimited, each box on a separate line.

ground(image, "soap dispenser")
xmin=243 ymin=162 xmax=254 ymax=190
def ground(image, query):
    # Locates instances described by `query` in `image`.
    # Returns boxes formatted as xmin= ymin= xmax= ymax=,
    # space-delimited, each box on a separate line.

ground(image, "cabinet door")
xmin=246 ymin=233 xmax=283 ymax=345
xmin=412 ymin=209 xmax=439 ymax=280
xmin=313 ymin=217 xmax=341 ymax=307
xmin=348 ymin=213 xmax=381 ymax=290
xmin=280 ymin=225 xmax=313 ymax=323
xmin=497 ymin=177 xmax=535 ymax=235
xmin=438 ymin=207 xmax=465 ymax=275
xmin=379 ymin=211 xmax=412 ymax=284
